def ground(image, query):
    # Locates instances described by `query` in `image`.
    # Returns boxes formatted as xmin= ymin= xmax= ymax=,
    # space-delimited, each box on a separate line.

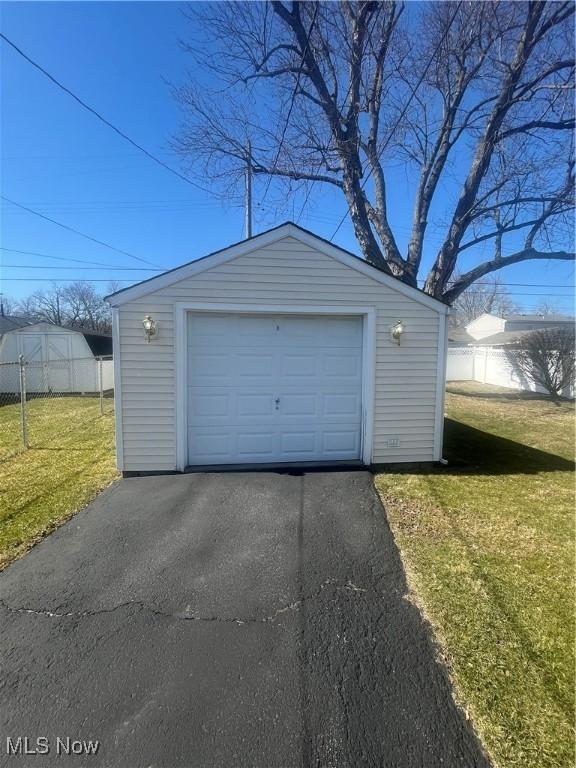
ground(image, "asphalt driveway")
xmin=0 ymin=471 xmax=489 ymax=767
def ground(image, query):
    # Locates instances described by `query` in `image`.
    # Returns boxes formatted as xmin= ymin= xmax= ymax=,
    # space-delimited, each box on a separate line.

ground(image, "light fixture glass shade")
xmin=391 ymin=320 xmax=404 ymax=345
xmin=142 ymin=315 xmax=157 ymax=342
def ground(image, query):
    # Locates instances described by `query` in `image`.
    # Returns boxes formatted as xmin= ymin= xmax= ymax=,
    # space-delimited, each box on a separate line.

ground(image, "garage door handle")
xmin=274 ymin=397 xmax=280 ymax=410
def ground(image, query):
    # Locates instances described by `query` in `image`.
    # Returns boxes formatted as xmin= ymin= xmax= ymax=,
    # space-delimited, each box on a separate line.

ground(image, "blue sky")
xmin=1 ymin=1 xmax=574 ymax=312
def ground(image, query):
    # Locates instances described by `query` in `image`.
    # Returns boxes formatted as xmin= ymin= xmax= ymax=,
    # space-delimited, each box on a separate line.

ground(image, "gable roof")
xmin=2 ymin=321 xmax=112 ymax=355
xmin=470 ymin=329 xmax=534 ymax=346
xmin=505 ymin=313 xmax=574 ymax=323
xmin=7 ymin=321 xmax=79 ymax=335
xmin=466 ymin=312 xmax=504 ymax=326
xmin=0 ymin=315 xmax=32 ymax=334
xmin=472 ymin=326 xmax=574 ymax=347
xmin=447 ymin=327 xmax=474 ymax=344
xmin=105 ymin=222 xmax=449 ymax=314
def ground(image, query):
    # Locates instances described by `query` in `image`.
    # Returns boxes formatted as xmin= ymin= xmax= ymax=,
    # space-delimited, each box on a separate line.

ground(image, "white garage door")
xmin=187 ymin=313 xmax=363 ymax=465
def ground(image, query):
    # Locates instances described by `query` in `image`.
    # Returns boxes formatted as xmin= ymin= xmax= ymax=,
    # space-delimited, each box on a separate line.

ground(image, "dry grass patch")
xmin=376 ymin=383 xmax=575 ymax=768
xmin=0 ymin=397 xmax=118 ymax=568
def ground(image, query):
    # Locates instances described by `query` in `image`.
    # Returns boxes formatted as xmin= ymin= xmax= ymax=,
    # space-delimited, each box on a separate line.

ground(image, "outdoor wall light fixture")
xmin=142 ymin=314 xmax=158 ymax=342
xmin=391 ymin=320 xmax=404 ymax=345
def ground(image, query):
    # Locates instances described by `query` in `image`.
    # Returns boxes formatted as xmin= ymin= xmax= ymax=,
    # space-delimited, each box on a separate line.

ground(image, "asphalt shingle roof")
xmin=0 ymin=315 xmax=31 ymax=334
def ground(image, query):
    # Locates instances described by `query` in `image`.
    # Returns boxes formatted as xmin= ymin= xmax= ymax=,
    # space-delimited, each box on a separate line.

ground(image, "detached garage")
xmin=106 ymin=223 xmax=449 ymax=473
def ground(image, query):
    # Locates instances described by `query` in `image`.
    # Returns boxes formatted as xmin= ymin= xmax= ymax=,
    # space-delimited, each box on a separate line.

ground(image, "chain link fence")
xmin=0 ymin=356 xmax=114 ymax=461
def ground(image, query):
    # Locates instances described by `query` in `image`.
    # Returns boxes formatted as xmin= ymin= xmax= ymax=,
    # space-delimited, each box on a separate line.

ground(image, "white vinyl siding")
xmin=116 ymin=236 xmax=442 ymax=470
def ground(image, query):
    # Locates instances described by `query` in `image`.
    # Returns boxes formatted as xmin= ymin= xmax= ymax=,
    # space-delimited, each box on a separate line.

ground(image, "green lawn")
xmin=376 ymin=382 xmax=575 ymax=768
xmin=0 ymin=396 xmax=118 ymax=569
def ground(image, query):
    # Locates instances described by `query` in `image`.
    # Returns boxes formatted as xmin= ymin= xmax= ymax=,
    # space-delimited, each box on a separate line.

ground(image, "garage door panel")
xmin=188 ymin=314 xmax=231 ymax=340
xmin=237 ymin=392 xmax=275 ymax=417
xmin=322 ymin=430 xmax=360 ymax=454
xmin=188 ymin=427 xmax=277 ymax=462
xmin=280 ymin=316 xmax=362 ymax=346
xmin=281 ymin=393 xmax=317 ymax=416
xmin=236 ymin=431 xmax=275 ymax=458
xmin=188 ymin=429 xmax=233 ymax=460
xmin=188 ymin=353 xmax=229 ymax=380
xmin=322 ymin=393 xmax=361 ymax=417
xmin=187 ymin=313 xmax=363 ymax=465
xmin=280 ymin=431 xmax=317 ymax=455
xmin=188 ymin=392 xmax=230 ymax=418
xmin=190 ymin=391 xmax=276 ymax=425
xmin=235 ymin=353 xmax=275 ymax=378
xmin=323 ymin=352 xmax=362 ymax=378
xmin=280 ymin=353 xmax=318 ymax=378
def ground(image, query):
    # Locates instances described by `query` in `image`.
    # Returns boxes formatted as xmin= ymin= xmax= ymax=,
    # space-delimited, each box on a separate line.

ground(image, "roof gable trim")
xmin=9 ymin=322 xmax=84 ymax=334
xmin=106 ymin=223 xmax=448 ymax=314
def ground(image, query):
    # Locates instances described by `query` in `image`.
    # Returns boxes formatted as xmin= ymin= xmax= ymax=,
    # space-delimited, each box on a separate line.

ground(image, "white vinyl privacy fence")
xmin=447 ymin=347 xmax=574 ymax=397
xmin=0 ymin=355 xmax=114 ymax=459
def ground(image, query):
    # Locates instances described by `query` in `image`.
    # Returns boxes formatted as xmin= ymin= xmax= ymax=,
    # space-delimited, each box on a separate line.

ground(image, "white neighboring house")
xmin=106 ymin=222 xmax=450 ymax=474
xmin=446 ymin=312 xmax=575 ymax=397
xmin=0 ymin=321 xmax=113 ymax=393
xmin=465 ymin=311 xmax=574 ymax=341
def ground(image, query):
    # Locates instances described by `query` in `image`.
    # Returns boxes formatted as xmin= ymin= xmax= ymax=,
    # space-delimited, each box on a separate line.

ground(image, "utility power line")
xmin=426 ymin=280 xmax=575 ymax=289
xmin=2 ymin=266 xmax=571 ymax=292
xmin=0 ymin=198 xmax=231 ymax=212
xmin=0 ymin=278 xmax=131 ymax=283
xmin=2 ymin=248 xmax=572 ymax=288
xmin=0 ymin=198 xmax=228 ymax=206
xmin=0 ymin=246 xmax=155 ymax=270
xmin=0 ymin=33 xmax=212 ymax=196
xmin=0 ymin=196 xmax=159 ymax=268
xmin=2 ymin=265 xmax=161 ymax=271
xmin=454 ymin=291 xmax=574 ymax=296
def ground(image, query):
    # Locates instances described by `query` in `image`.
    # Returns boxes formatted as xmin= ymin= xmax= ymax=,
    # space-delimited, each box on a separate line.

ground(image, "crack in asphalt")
xmin=0 ymin=578 xmax=377 ymax=626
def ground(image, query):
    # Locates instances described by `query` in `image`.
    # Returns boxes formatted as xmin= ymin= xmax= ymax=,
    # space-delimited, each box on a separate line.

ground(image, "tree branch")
xmin=252 ymin=164 xmax=343 ymax=187
xmin=458 ymin=211 xmax=572 ymax=252
xmin=425 ymin=3 xmax=552 ymax=296
xmin=443 ymin=248 xmax=575 ymax=303
xmin=498 ymin=117 xmax=575 ymax=141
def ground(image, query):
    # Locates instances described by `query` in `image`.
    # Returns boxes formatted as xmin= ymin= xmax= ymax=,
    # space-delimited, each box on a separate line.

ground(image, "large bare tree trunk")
xmin=174 ymin=0 xmax=575 ymax=303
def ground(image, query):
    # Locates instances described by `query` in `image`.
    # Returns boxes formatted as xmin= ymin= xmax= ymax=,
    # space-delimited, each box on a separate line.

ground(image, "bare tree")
xmin=15 ymin=282 xmax=112 ymax=333
xmin=63 ymin=282 xmax=111 ymax=332
xmin=105 ymin=280 xmax=124 ymax=296
xmin=0 ymin=294 xmax=17 ymax=317
xmin=535 ymin=299 xmax=568 ymax=316
xmin=174 ymin=1 xmax=575 ymax=303
xmin=514 ymin=326 xmax=575 ymax=398
xmin=18 ymin=285 xmax=68 ymax=326
xmin=451 ymin=276 xmax=517 ymax=326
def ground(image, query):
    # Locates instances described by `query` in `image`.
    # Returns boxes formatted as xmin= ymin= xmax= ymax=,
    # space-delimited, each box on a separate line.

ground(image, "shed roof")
xmin=505 ymin=313 xmax=574 ymax=323
xmin=447 ymin=327 xmax=474 ymax=344
xmin=81 ymin=332 xmax=113 ymax=356
xmin=0 ymin=315 xmax=32 ymax=334
xmin=1 ymin=321 xmax=112 ymax=356
xmin=471 ymin=329 xmax=540 ymax=346
xmin=105 ymin=222 xmax=449 ymax=314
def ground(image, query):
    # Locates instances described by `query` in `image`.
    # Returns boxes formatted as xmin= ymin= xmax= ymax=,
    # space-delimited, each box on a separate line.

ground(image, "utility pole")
xmin=245 ymin=139 xmax=252 ymax=239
